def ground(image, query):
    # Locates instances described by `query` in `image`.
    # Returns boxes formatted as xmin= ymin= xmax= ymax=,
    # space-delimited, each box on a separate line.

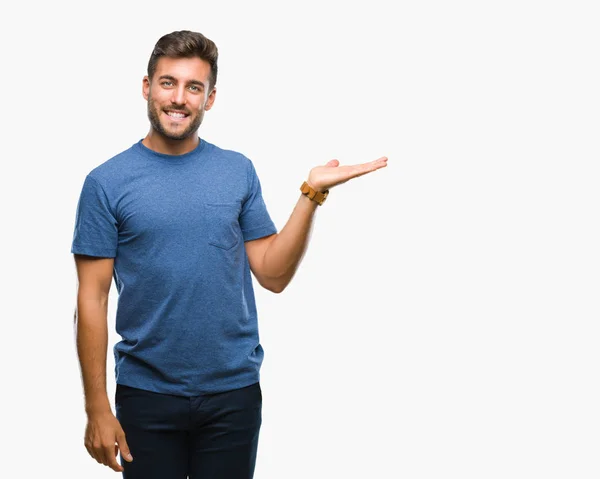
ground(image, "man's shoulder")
xmin=87 ymin=142 xmax=139 ymax=181
xmin=204 ymin=140 xmax=251 ymax=166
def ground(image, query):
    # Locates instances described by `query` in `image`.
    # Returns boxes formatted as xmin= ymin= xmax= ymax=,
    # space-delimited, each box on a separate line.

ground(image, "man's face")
xmin=143 ymin=56 xmax=216 ymax=141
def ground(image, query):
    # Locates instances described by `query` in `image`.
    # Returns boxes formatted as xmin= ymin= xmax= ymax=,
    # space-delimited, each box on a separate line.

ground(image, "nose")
xmin=170 ymin=85 xmax=186 ymax=106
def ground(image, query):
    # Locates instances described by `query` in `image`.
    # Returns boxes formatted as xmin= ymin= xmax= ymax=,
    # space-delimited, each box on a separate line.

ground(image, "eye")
xmin=161 ymin=81 xmax=173 ymax=87
xmin=189 ymin=85 xmax=202 ymax=92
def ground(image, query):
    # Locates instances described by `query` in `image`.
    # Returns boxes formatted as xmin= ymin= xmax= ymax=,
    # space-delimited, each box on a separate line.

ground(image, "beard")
xmin=147 ymin=95 xmax=204 ymax=141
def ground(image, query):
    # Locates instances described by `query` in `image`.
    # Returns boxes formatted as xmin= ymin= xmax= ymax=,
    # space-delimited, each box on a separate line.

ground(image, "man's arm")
xmin=74 ymin=254 xmax=114 ymax=414
xmin=245 ymin=194 xmax=317 ymax=293
xmin=245 ymin=156 xmax=388 ymax=293
xmin=73 ymin=254 xmax=132 ymax=472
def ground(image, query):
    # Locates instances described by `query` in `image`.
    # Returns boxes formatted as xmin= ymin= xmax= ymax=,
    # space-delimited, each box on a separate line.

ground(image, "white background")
xmin=1 ymin=0 xmax=599 ymax=477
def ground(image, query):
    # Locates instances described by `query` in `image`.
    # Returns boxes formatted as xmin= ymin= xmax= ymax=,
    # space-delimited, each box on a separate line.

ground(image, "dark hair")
xmin=147 ymin=30 xmax=218 ymax=90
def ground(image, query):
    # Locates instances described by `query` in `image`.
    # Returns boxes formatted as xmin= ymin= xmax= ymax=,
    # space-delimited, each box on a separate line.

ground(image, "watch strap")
xmin=300 ymin=181 xmax=329 ymax=205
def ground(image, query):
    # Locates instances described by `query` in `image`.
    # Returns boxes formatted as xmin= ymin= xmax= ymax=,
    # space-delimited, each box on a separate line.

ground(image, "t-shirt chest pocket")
xmin=205 ymin=202 xmax=242 ymax=250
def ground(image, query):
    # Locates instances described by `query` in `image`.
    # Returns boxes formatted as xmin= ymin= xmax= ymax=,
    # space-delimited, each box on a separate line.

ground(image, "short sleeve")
xmin=240 ymin=161 xmax=277 ymax=242
xmin=71 ymin=175 xmax=118 ymax=258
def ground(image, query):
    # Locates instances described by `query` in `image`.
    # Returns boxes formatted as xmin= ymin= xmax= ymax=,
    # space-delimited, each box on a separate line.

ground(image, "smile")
xmin=164 ymin=110 xmax=189 ymax=121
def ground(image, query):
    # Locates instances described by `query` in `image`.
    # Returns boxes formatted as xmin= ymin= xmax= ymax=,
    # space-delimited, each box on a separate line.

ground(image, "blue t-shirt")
xmin=71 ymin=138 xmax=277 ymax=396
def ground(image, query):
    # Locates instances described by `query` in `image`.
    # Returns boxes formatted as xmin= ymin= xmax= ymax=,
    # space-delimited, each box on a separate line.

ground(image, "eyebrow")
xmin=158 ymin=75 xmax=205 ymax=89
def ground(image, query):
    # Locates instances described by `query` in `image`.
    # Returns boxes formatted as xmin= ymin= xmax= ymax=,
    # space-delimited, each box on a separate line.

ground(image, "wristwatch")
xmin=300 ymin=181 xmax=329 ymax=205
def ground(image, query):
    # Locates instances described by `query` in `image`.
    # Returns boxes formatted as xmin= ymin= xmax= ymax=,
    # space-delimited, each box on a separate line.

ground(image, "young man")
xmin=72 ymin=30 xmax=387 ymax=478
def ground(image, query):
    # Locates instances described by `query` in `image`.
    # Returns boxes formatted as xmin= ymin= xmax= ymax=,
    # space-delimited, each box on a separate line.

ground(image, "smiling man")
xmin=145 ymin=56 xmax=213 ymax=147
xmin=71 ymin=30 xmax=387 ymax=478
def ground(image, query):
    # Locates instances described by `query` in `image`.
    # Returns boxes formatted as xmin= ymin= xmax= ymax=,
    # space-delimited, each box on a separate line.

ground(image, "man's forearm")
xmin=261 ymin=194 xmax=319 ymax=291
xmin=75 ymin=297 xmax=111 ymax=415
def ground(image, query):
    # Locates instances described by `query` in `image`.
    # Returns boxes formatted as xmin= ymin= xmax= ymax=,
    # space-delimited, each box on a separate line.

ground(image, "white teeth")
xmin=167 ymin=112 xmax=186 ymax=118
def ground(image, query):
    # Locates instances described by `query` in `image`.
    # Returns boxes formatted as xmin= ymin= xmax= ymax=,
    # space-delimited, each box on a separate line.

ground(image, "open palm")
xmin=307 ymin=157 xmax=388 ymax=192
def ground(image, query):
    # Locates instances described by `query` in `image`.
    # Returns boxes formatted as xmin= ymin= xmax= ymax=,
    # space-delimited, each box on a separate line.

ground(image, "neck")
xmin=142 ymin=130 xmax=199 ymax=155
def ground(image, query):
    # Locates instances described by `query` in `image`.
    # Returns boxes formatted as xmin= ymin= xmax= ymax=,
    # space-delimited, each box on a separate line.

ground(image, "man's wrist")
xmin=305 ymin=178 xmax=326 ymax=192
xmin=85 ymin=395 xmax=112 ymax=416
xmin=300 ymin=181 xmax=329 ymax=205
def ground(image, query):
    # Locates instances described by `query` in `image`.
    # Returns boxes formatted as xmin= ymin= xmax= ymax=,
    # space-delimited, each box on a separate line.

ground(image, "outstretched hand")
xmin=306 ymin=156 xmax=388 ymax=192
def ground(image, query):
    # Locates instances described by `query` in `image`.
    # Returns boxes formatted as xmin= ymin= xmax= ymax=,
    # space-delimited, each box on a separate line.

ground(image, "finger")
xmin=325 ymin=159 xmax=340 ymax=167
xmin=104 ymin=444 xmax=124 ymax=472
xmin=342 ymin=162 xmax=385 ymax=180
xmin=117 ymin=431 xmax=134 ymax=463
xmin=93 ymin=444 xmax=107 ymax=466
xmin=359 ymin=158 xmax=387 ymax=173
xmin=115 ymin=444 xmax=129 ymax=470
xmin=345 ymin=156 xmax=386 ymax=170
xmin=365 ymin=157 xmax=388 ymax=169
xmin=85 ymin=443 xmax=101 ymax=464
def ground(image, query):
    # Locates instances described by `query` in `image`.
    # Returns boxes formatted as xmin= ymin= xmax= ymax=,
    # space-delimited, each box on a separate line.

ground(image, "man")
xmin=72 ymin=30 xmax=387 ymax=478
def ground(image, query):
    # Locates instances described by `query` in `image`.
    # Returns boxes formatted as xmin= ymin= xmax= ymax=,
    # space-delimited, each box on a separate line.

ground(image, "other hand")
xmin=84 ymin=411 xmax=133 ymax=472
xmin=307 ymin=156 xmax=388 ymax=192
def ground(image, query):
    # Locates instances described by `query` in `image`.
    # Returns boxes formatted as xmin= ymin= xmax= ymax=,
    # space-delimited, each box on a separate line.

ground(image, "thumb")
xmin=116 ymin=432 xmax=133 ymax=462
xmin=325 ymin=159 xmax=340 ymax=167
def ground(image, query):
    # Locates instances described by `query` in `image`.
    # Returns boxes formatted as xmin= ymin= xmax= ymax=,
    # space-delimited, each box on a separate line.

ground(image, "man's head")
xmin=147 ymin=30 xmax=218 ymax=91
xmin=143 ymin=31 xmax=219 ymax=142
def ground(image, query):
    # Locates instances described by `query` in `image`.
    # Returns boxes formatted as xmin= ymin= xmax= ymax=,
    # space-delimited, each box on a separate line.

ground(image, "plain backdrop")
xmin=1 ymin=0 xmax=599 ymax=477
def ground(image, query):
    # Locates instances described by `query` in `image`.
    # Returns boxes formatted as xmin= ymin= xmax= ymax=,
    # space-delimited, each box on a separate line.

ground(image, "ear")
xmin=204 ymin=87 xmax=217 ymax=111
xmin=142 ymin=76 xmax=150 ymax=101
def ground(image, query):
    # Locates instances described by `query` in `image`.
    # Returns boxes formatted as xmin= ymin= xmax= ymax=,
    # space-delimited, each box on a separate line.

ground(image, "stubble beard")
xmin=147 ymin=96 xmax=204 ymax=141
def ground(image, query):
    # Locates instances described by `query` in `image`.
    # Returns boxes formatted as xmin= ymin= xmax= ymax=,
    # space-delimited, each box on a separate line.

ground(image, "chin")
xmin=160 ymin=124 xmax=193 ymax=141
xmin=162 ymin=131 xmax=192 ymax=141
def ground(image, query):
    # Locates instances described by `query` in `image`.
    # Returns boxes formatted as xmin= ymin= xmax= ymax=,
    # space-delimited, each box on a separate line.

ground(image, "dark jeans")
xmin=115 ymin=382 xmax=262 ymax=479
